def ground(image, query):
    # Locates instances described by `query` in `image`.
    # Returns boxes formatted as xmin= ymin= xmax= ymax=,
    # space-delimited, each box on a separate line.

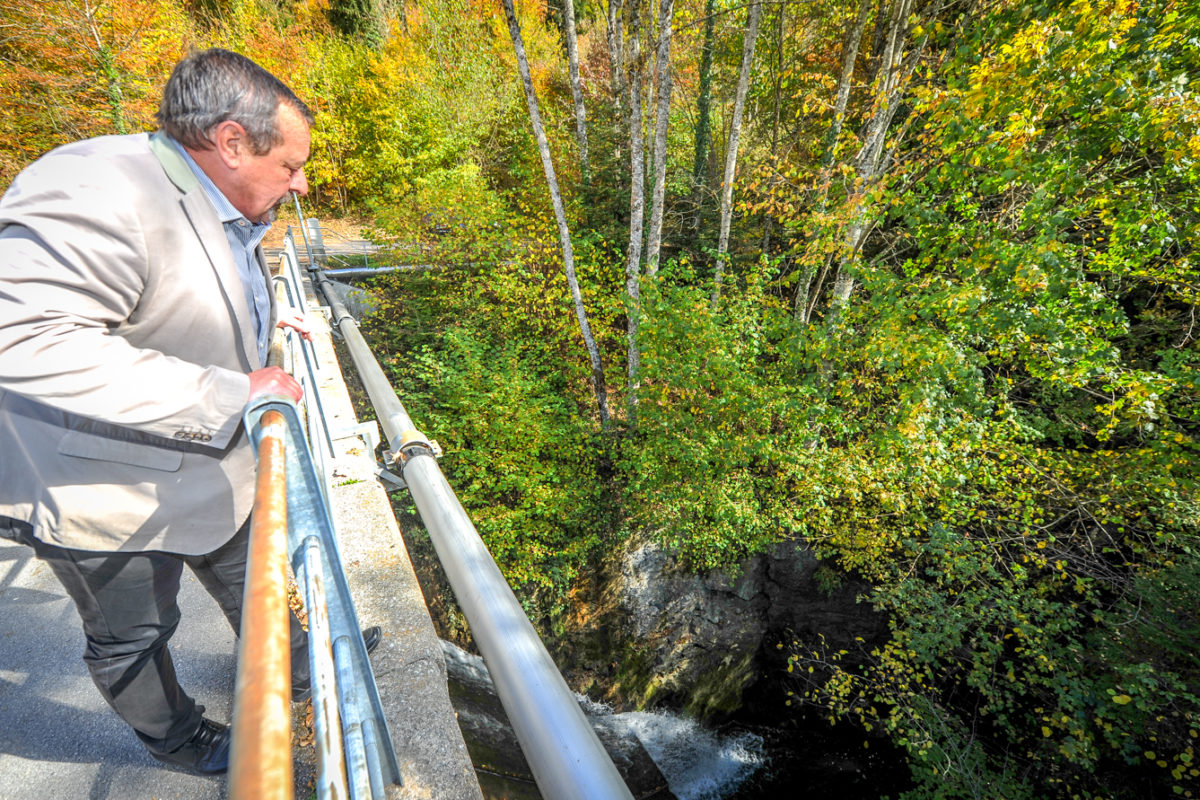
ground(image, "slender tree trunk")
xmin=606 ymin=0 xmax=626 ymax=102
xmin=690 ymin=0 xmax=716 ymax=234
xmin=761 ymin=0 xmax=784 ymax=253
xmin=830 ymin=0 xmax=929 ymax=308
xmin=822 ymin=0 xmax=872 ymax=173
xmin=645 ymin=0 xmax=674 ymax=275
xmin=563 ymin=0 xmax=590 ymax=183
xmin=503 ymin=0 xmax=612 ymax=428
xmin=83 ymin=0 xmax=126 ymax=135
xmin=795 ymin=0 xmax=870 ymax=321
xmin=625 ymin=0 xmax=645 ymax=420
xmin=711 ymin=0 xmax=763 ymax=308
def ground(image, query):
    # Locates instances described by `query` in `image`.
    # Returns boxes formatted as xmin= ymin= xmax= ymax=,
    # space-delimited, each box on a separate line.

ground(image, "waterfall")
xmin=583 ymin=698 xmax=765 ymax=800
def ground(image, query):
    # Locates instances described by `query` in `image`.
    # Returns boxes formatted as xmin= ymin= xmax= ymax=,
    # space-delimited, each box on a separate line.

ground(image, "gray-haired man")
xmin=0 ymin=49 xmax=378 ymax=774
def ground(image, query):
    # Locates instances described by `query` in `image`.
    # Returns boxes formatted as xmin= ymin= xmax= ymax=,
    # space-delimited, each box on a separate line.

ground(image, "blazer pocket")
xmin=58 ymin=430 xmax=184 ymax=472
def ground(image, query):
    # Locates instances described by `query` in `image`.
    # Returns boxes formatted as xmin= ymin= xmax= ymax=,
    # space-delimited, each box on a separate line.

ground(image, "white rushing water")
xmin=442 ymin=641 xmax=766 ymax=799
xmin=581 ymin=697 xmax=766 ymax=800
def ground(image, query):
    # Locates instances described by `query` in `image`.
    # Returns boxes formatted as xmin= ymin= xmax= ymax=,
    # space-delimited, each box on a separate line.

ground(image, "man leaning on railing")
xmin=0 ymin=48 xmax=377 ymax=776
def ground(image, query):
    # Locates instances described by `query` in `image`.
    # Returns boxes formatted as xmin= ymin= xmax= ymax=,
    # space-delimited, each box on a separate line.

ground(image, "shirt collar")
xmin=167 ymin=136 xmax=269 ymax=239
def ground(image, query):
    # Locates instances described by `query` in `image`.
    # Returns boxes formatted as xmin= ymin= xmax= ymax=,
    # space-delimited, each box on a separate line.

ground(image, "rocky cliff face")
xmin=566 ymin=534 xmax=889 ymax=721
xmin=399 ymin=505 xmax=888 ymax=723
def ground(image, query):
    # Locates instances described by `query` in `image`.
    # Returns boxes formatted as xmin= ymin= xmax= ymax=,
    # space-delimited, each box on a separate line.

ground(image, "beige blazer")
xmin=0 ymin=132 xmax=276 ymax=554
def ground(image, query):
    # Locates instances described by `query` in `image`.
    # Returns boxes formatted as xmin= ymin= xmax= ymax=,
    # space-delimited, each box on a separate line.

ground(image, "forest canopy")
xmin=2 ymin=0 xmax=1197 ymax=797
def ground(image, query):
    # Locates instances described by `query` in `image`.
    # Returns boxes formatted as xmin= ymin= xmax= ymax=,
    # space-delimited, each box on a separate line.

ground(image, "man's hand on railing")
xmin=276 ymin=309 xmax=314 ymax=341
xmin=249 ymin=366 xmax=302 ymax=402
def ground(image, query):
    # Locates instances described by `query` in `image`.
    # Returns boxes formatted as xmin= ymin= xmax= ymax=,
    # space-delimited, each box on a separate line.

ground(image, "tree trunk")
xmin=761 ymin=0 xmax=784 ymax=253
xmin=830 ymin=0 xmax=929 ymax=308
xmin=822 ymin=0 xmax=872 ymax=173
xmin=502 ymin=0 xmax=612 ymax=429
xmin=606 ymin=0 xmax=626 ymax=102
xmin=710 ymin=0 xmax=763 ymax=308
xmin=644 ymin=0 xmax=674 ymax=275
xmin=690 ymin=0 xmax=717 ymax=234
xmin=625 ymin=0 xmax=645 ymax=420
xmin=83 ymin=0 xmax=127 ymax=135
xmin=795 ymin=0 xmax=870 ymax=321
xmin=563 ymin=0 xmax=590 ymax=183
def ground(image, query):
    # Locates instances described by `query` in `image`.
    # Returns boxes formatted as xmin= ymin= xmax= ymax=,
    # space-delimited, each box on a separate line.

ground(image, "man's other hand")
xmin=276 ymin=309 xmax=314 ymax=341
xmin=248 ymin=366 xmax=302 ymax=402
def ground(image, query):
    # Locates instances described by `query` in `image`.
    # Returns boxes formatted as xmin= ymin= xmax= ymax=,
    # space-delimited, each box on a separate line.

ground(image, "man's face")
xmin=226 ymin=102 xmax=311 ymax=224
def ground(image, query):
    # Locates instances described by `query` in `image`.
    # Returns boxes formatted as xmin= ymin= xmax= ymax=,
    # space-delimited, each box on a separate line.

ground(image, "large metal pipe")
xmin=309 ymin=268 xmax=421 ymax=454
xmin=230 ymin=410 xmax=294 ymax=800
xmin=401 ymin=453 xmax=634 ymax=800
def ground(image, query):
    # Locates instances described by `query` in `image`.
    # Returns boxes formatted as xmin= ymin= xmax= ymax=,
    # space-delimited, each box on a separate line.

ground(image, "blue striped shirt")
xmin=168 ymin=138 xmax=273 ymax=364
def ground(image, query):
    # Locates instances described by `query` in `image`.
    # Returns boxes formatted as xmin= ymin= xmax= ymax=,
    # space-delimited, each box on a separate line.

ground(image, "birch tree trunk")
xmin=503 ymin=0 xmax=612 ymax=429
xmin=761 ymin=0 xmax=784 ymax=253
xmin=794 ymin=0 xmax=871 ymax=321
xmin=822 ymin=0 xmax=872 ymax=173
xmin=830 ymin=0 xmax=930 ymax=308
xmin=690 ymin=0 xmax=717 ymax=233
xmin=82 ymin=0 xmax=127 ymax=134
xmin=563 ymin=0 xmax=590 ymax=182
xmin=710 ymin=0 xmax=763 ymax=308
xmin=625 ymin=0 xmax=645 ymax=419
xmin=644 ymin=0 xmax=674 ymax=275
xmin=606 ymin=0 xmax=626 ymax=104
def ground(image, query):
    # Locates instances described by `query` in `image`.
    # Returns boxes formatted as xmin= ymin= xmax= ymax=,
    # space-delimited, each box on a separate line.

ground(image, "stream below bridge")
xmin=442 ymin=641 xmax=911 ymax=799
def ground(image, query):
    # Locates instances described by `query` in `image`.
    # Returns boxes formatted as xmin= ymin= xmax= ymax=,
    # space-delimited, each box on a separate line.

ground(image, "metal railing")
xmin=230 ymin=409 xmax=294 ymax=800
xmin=230 ymin=239 xmax=403 ymax=798
xmin=285 ymin=208 xmax=635 ymax=800
xmin=238 ymin=398 xmax=403 ymax=800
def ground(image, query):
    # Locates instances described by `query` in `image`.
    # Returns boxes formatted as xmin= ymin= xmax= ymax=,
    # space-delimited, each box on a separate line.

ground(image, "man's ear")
xmin=210 ymin=120 xmax=246 ymax=169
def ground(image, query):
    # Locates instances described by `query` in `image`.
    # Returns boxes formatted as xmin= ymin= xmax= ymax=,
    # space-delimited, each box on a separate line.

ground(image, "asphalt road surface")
xmin=0 ymin=539 xmax=236 ymax=799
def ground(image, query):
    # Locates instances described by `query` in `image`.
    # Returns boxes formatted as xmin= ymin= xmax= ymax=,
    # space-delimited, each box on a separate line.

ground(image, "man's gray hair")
xmin=157 ymin=48 xmax=314 ymax=155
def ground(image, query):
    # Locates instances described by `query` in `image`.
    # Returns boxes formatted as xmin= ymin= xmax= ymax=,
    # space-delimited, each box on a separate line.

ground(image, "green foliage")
xmin=404 ymin=327 xmax=609 ymax=615
xmin=360 ymin=205 xmax=619 ymax=622
xmin=625 ymin=258 xmax=810 ymax=571
xmin=768 ymin=1 xmax=1200 ymax=797
xmin=327 ymin=0 xmax=385 ymax=47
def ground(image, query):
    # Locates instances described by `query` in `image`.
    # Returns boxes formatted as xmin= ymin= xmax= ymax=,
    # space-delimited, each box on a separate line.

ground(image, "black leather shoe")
xmin=292 ymin=626 xmax=383 ymax=702
xmin=149 ymin=717 xmax=230 ymax=775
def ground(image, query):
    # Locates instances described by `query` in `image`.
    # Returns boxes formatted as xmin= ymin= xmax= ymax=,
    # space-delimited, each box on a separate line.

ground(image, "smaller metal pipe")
xmin=333 ymin=635 xmax=373 ymax=800
xmin=322 ymin=266 xmax=423 ymax=278
xmin=272 ymin=270 xmax=323 ymax=377
xmin=292 ymin=195 xmax=318 ymax=269
xmin=362 ymin=718 xmax=387 ymax=800
xmin=272 ymin=273 xmax=335 ymax=473
xmin=303 ymin=536 xmax=350 ymax=800
xmin=230 ymin=410 xmax=294 ymax=800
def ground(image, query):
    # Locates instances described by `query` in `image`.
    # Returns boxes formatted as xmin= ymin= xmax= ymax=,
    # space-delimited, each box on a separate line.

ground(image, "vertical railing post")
xmin=231 ymin=409 xmax=294 ymax=800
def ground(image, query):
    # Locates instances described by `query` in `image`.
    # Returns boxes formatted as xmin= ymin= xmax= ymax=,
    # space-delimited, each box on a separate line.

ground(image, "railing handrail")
xmin=242 ymin=397 xmax=403 ymax=799
xmin=244 ymin=242 xmax=405 ymax=798
xmin=230 ymin=409 xmax=294 ymax=800
xmin=280 ymin=213 xmax=635 ymax=800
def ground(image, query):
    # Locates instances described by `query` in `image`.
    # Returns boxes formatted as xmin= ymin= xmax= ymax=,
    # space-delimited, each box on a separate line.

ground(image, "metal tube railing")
xmin=283 ymin=216 xmax=634 ymax=798
xmin=243 ymin=398 xmax=403 ymax=800
xmin=230 ymin=409 xmax=294 ymax=800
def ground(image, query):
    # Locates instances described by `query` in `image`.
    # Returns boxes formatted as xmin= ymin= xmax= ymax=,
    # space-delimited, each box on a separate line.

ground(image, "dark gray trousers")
xmin=4 ymin=516 xmax=307 ymax=754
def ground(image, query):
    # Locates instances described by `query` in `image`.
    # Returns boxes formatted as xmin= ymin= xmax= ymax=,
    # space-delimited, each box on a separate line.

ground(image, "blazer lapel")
xmin=148 ymin=132 xmax=262 ymax=369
